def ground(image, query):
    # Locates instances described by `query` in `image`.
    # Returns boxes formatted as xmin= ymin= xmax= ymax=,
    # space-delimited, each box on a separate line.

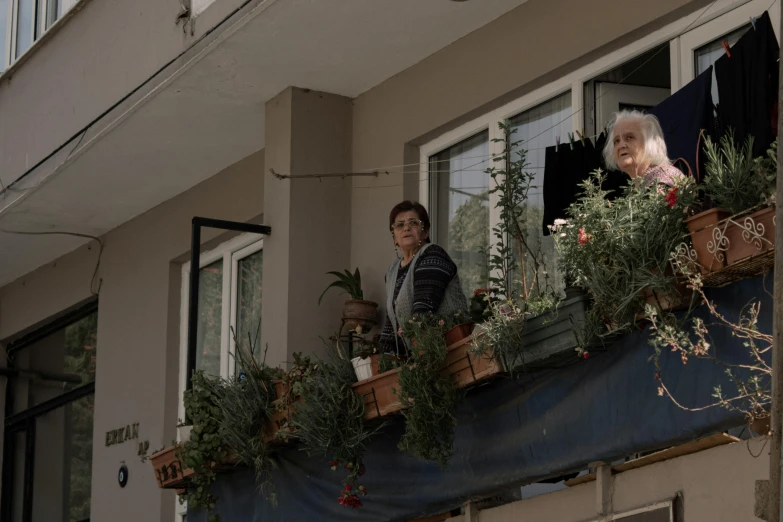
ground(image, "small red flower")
xmin=665 ymin=187 xmax=678 ymax=208
xmin=473 ymin=288 xmax=488 ymax=296
xmin=345 ymin=484 xmax=352 ymax=492
xmin=358 ymin=468 xmax=365 ymax=476
xmin=577 ymin=227 xmax=592 ymax=246
xmin=583 ymin=351 xmax=589 ymax=359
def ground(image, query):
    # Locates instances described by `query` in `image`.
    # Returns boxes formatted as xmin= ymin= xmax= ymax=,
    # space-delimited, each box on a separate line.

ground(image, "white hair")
xmin=602 ymin=110 xmax=670 ymax=171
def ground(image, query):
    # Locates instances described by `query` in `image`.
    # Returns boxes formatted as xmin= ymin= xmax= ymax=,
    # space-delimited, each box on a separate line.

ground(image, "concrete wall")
xmin=0 ymin=148 xmax=264 ymax=522
xmin=478 ymin=438 xmax=768 ymax=521
xmin=0 ymin=0 xmax=247 ymax=187
xmin=349 ymin=0 xmax=708 ymax=306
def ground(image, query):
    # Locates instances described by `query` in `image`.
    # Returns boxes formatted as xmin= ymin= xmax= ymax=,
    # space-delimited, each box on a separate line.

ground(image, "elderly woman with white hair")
xmin=603 ymin=110 xmax=685 ymax=186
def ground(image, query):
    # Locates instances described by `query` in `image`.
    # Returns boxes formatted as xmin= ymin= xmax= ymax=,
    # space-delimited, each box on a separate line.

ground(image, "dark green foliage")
xmin=181 ymin=371 xmax=226 ymax=522
xmin=702 ymin=133 xmax=777 ymax=214
xmin=398 ymin=314 xmax=462 ymax=465
xmin=293 ymin=354 xmax=383 ymax=497
xmin=217 ymin=343 xmax=278 ymax=504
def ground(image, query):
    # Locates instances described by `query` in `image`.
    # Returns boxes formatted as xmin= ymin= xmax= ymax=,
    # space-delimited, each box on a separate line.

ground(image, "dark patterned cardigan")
xmin=378 ymin=244 xmax=458 ymax=356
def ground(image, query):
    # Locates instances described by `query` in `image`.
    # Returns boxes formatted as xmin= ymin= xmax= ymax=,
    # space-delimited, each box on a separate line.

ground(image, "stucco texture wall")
xmin=479 ymin=438 xmax=768 ymax=521
xmin=0 ymin=0 xmax=248 ymax=188
xmin=0 ymin=148 xmax=264 ymax=522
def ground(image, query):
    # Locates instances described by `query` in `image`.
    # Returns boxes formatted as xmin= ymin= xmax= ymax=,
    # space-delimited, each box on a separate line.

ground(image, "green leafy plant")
xmin=702 ymin=133 xmax=777 ymax=215
xmin=180 ymin=371 xmax=226 ymax=522
xmin=486 ymin=122 xmax=557 ymax=308
xmin=398 ymin=313 xmax=462 ymax=465
xmin=319 ymin=268 xmax=364 ymax=304
xmin=552 ymin=170 xmax=697 ymax=338
xmin=216 ymin=342 xmax=278 ymax=505
xmin=293 ymin=349 xmax=384 ymax=509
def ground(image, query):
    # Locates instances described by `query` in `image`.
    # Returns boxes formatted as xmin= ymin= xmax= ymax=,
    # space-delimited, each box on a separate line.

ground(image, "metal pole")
xmin=186 ymin=219 xmax=201 ymax=393
xmin=770 ymin=8 xmax=783 ymax=519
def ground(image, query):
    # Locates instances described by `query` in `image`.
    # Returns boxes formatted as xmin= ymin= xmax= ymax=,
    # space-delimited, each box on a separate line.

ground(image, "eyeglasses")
xmin=391 ymin=219 xmax=423 ymax=231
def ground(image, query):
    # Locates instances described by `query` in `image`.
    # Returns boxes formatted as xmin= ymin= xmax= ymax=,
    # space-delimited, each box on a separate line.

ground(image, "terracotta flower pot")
xmin=725 ymin=206 xmax=776 ymax=266
xmin=685 ymin=208 xmax=730 ymax=273
xmin=273 ymin=379 xmax=287 ymax=400
xmin=441 ymin=331 xmax=503 ymax=387
xmin=444 ymin=323 xmax=475 ymax=347
xmin=343 ymin=300 xmax=378 ymax=331
xmin=353 ymin=368 xmax=403 ymax=421
xmin=149 ymin=443 xmax=193 ymax=489
xmin=369 ymin=353 xmax=401 ymax=376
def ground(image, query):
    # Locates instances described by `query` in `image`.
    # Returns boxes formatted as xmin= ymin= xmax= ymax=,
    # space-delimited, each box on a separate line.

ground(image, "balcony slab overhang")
xmin=0 ymin=0 xmax=528 ymax=286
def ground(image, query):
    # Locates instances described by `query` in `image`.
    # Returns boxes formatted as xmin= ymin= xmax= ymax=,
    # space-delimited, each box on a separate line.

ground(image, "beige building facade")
xmin=0 ymin=0 xmax=777 ymax=520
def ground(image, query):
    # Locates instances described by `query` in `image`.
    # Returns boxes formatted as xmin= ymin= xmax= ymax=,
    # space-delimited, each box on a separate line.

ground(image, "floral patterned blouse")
xmin=642 ymin=163 xmax=685 ymax=187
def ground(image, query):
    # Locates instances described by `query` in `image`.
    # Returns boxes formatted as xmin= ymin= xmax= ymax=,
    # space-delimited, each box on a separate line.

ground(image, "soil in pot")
xmin=685 ymin=208 xmax=730 ymax=273
xmin=725 ymin=206 xmax=776 ymax=265
xmin=343 ymin=300 xmax=379 ymax=331
xmin=445 ymin=323 xmax=475 ymax=347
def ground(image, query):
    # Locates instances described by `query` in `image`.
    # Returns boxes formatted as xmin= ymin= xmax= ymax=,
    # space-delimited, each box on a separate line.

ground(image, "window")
xmin=1 ymin=302 xmax=97 ymax=522
xmin=508 ymin=92 xmax=572 ymax=296
xmin=2 ymin=0 xmax=80 ymax=70
xmin=178 ymin=234 xmax=264 ymax=420
xmin=428 ymin=131 xmax=491 ymax=297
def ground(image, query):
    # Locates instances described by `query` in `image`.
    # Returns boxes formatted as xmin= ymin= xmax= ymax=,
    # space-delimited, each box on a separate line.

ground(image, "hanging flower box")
xmin=353 ymin=368 xmax=404 ymax=421
xmin=724 ymin=206 xmax=776 ymax=265
xmin=442 ymin=333 xmax=503 ymax=388
xmin=149 ymin=443 xmax=194 ymax=489
xmin=513 ymin=294 xmax=590 ymax=371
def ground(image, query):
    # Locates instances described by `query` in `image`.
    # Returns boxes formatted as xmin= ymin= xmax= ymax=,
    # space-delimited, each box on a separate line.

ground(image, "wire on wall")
xmin=0 ymin=230 xmax=104 ymax=296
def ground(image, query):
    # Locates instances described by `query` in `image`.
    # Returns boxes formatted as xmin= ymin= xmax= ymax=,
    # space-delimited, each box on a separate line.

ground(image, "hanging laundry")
xmin=715 ymin=10 xmax=779 ymax=157
xmin=542 ymin=138 xmax=601 ymax=235
xmin=649 ymin=66 xmax=715 ymax=182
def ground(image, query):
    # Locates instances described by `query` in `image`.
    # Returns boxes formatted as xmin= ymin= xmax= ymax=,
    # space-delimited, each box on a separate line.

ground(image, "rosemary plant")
xmin=216 ymin=342 xmax=279 ymax=505
xmin=292 ymin=351 xmax=383 ymax=508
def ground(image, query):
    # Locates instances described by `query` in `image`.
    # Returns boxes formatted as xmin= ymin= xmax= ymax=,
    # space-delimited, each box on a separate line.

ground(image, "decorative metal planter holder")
xmin=677 ymin=205 xmax=775 ymax=287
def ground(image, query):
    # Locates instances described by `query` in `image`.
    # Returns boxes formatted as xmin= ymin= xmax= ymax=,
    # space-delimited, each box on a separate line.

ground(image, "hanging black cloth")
xmin=649 ymin=66 xmax=715 ymax=182
xmin=542 ymin=139 xmax=600 ymax=235
xmin=715 ymin=11 xmax=779 ymax=157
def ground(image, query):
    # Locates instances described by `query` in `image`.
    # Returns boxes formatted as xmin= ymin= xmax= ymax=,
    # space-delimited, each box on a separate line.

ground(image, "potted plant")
xmin=443 ymin=310 xmax=475 ymax=347
xmin=319 ymin=268 xmax=378 ymax=331
xmin=149 ymin=442 xmax=193 ymax=489
xmin=700 ymin=134 xmax=776 ymax=266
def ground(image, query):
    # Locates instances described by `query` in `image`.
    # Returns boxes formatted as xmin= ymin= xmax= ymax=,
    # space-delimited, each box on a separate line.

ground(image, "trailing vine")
xmin=398 ymin=313 xmax=462 ymax=465
xmin=180 ymin=371 xmax=226 ymax=522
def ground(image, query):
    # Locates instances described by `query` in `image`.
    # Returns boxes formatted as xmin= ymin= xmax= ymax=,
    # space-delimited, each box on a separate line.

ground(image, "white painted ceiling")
xmin=0 ymin=0 xmax=527 ymax=286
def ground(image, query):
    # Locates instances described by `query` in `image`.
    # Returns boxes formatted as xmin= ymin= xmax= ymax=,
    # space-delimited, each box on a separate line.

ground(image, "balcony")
xmin=151 ymin=128 xmax=777 ymax=521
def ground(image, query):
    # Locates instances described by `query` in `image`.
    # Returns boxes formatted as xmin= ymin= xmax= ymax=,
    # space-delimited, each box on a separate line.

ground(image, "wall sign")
xmin=106 ymin=423 xmax=140 ymax=447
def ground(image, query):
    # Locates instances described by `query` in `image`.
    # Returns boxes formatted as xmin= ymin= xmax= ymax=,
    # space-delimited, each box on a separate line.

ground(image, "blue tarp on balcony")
xmin=190 ymin=273 xmax=772 ymax=522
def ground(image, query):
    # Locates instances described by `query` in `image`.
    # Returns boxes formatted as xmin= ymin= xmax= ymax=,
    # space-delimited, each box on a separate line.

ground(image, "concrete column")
xmin=262 ymin=87 xmax=353 ymax=368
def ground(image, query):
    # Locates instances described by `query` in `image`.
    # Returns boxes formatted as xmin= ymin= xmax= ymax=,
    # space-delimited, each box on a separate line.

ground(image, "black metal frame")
xmin=1 ymin=302 xmax=98 ymax=522
xmin=185 ymin=217 xmax=271 ymax=394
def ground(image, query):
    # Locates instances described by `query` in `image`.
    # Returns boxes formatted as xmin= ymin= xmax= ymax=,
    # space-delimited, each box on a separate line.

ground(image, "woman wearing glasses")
xmin=379 ymin=201 xmax=467 ymax=357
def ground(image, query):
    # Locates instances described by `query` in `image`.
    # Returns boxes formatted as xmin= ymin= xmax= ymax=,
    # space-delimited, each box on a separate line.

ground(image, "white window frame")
xmin=176 ymin=233 xmax=264 ymax=425
xmin=419 ymin=0 xmax=775 ymax=273
xmin=4 ymin=0 xmax=83 ymax=70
